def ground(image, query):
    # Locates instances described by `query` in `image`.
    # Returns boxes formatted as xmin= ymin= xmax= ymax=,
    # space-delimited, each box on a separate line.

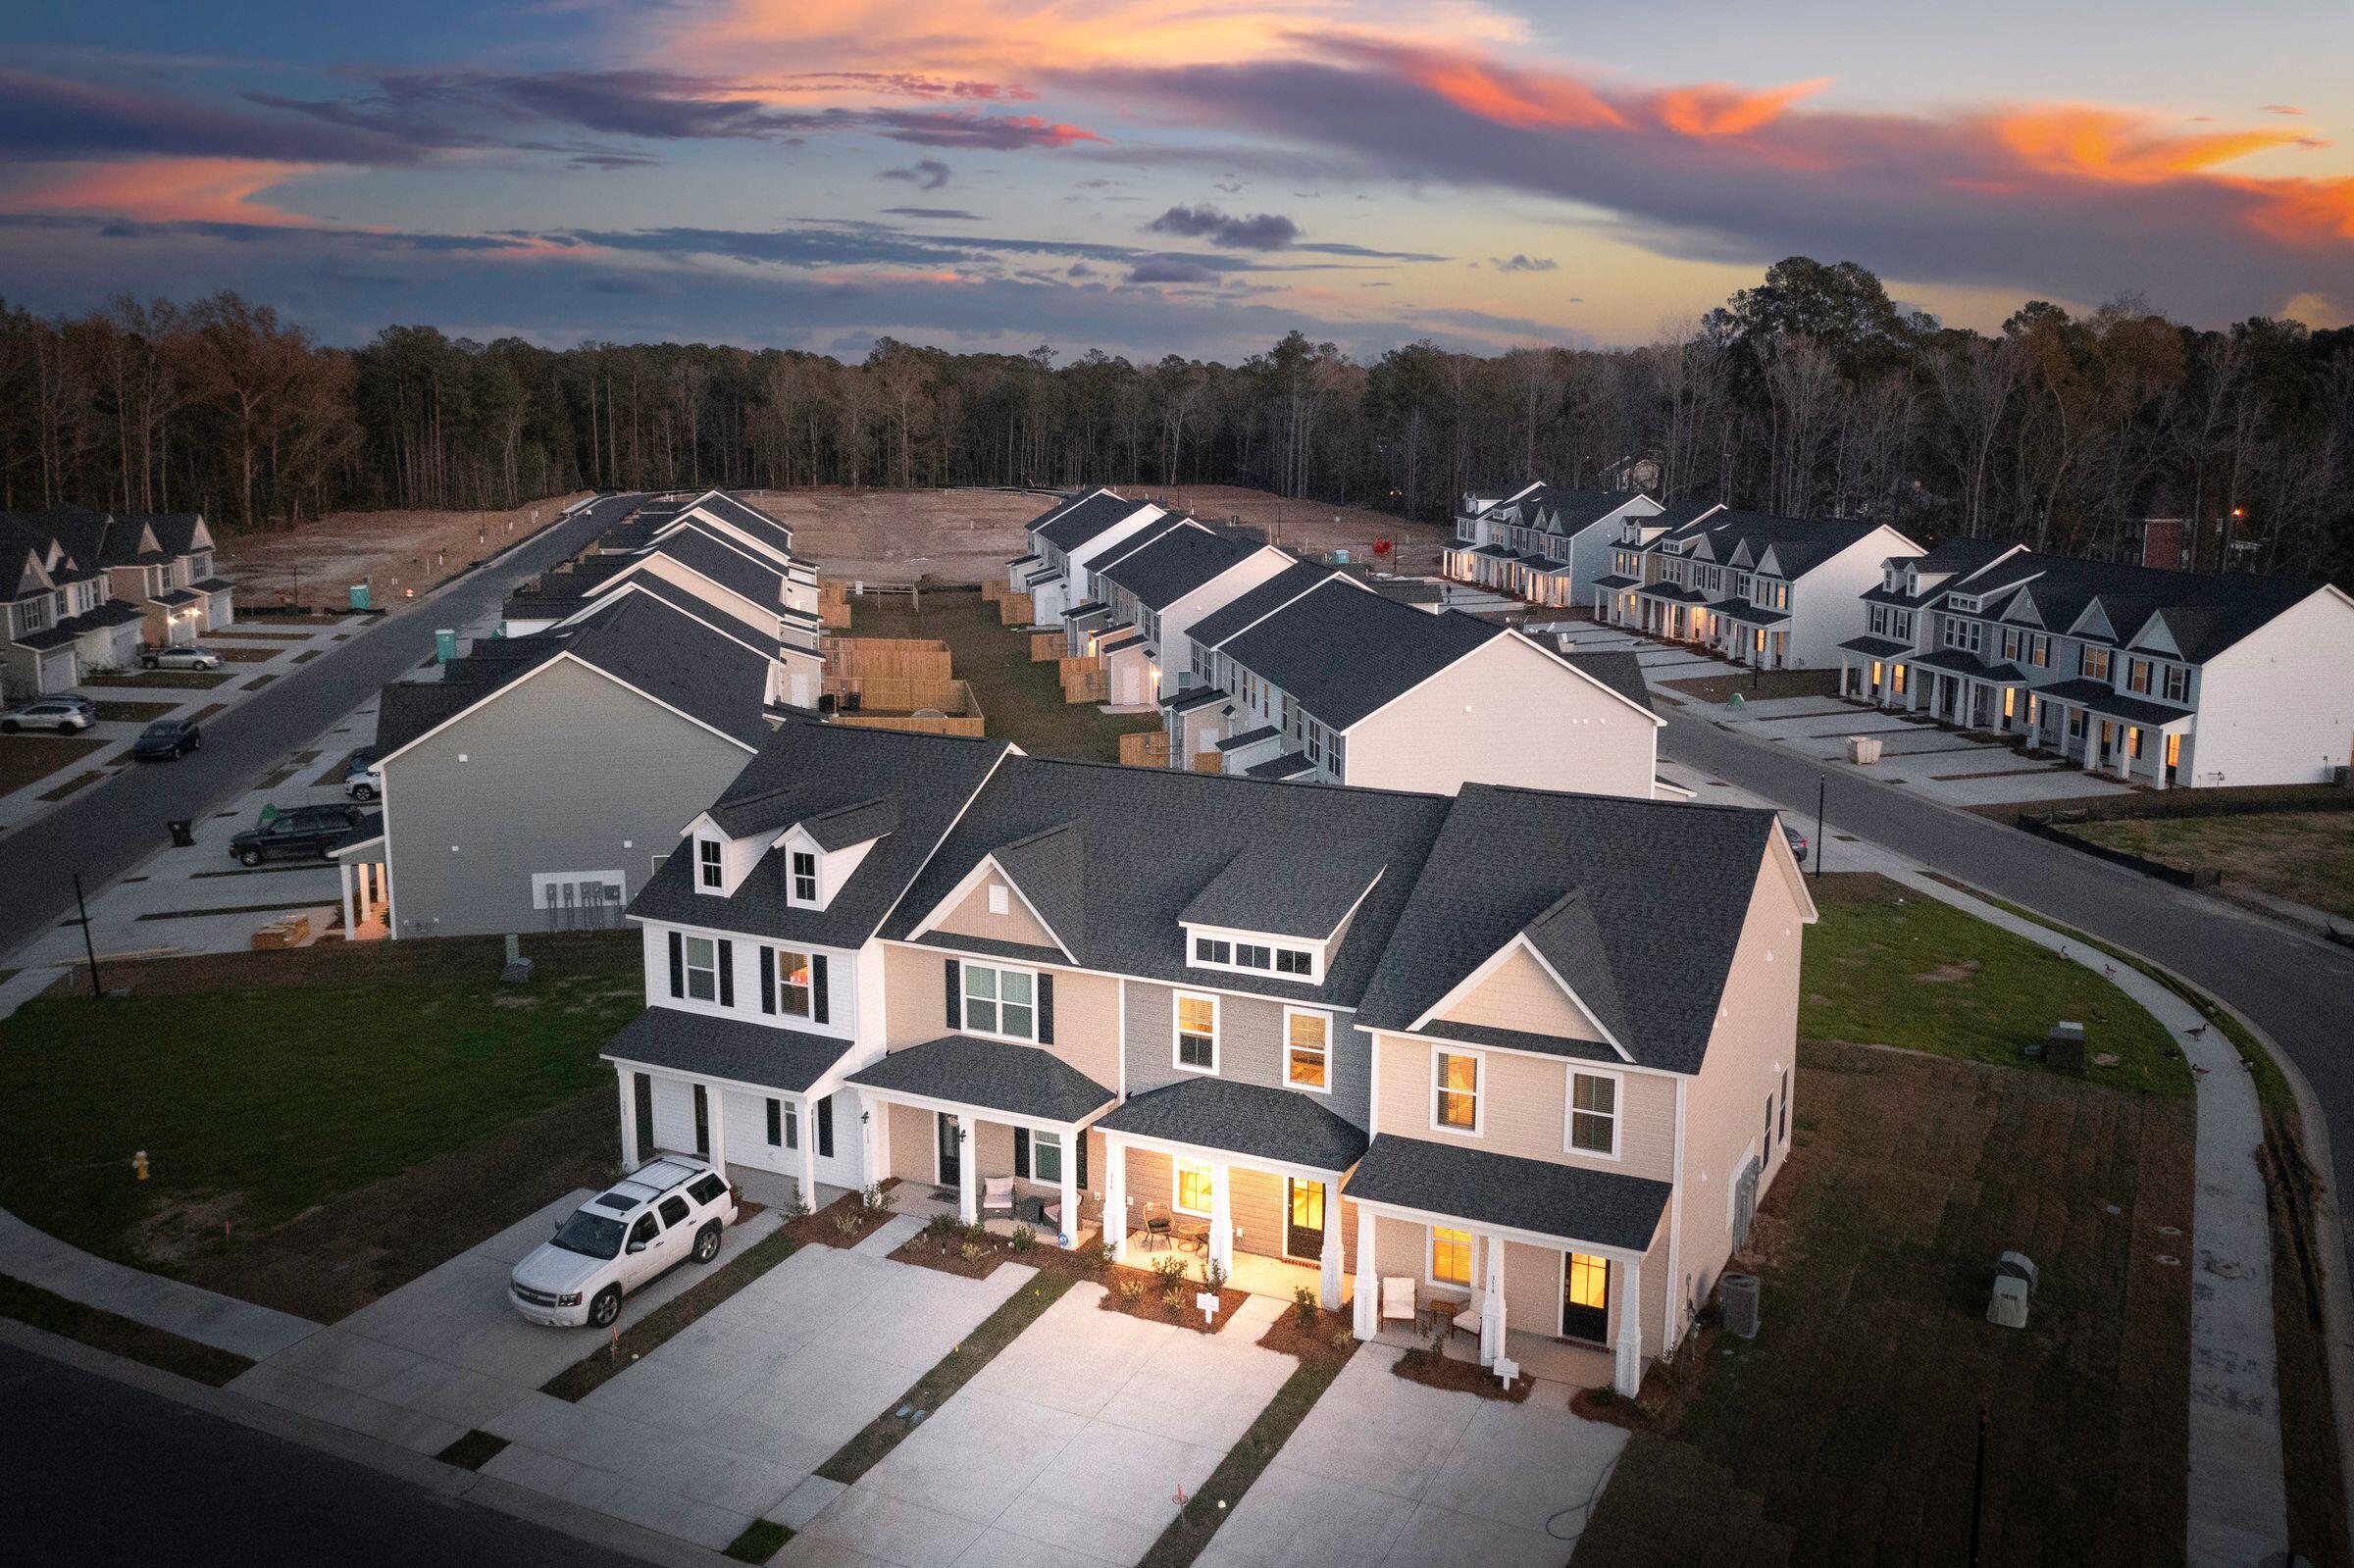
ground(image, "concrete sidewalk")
xmin=0 ymin=1205 xmax=320 ymax=1360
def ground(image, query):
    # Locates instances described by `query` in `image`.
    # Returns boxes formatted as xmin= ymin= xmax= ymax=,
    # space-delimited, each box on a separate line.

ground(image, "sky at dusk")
xmin=3 ymin=0 xmax=2350 ymax=360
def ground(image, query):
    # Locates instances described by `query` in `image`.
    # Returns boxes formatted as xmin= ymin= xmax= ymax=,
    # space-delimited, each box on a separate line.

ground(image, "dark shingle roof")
xmin=801 ymin=796 xmax=899 ymax=851
xmin=847 ymin=1035 xmax=1114 ymax=1123
xmin=990 ymin=820 xmax=1088 ymax=955
xmin=1095 ymin=525 xmax=1262 ymax=611
xmin=1839 ymin=635 xmax=1911 ymax=658
xmin=1661 ymin=509 xmax=1887 ymax=581
xmin=1343 ymin=1136 xmax=1672 ymax=1251
xmin=1187 ymin=560 xmax=1340 ymax=650
xmin=594 ymin=574 xmax=777 ymax=652
xmin=1182 ymin=841 xmax=1383 ymax=938
xmin=639 ymin=527 xmax=783 ymax=610
xmin=602 ymin=1006 xmax=849 ymax=1094
xmin=1098 ymin=1078 xmax=1366 ymax=1171
xmin=1913 ymin=647 xmax=2025 ymax=682
xmin=1243 ymin=751 xmax=1315 ymax=781
xmin=683 ymin=490 xmax=793 ymax=551
xmin=2035 ymin=677 xmax=2192 ymax=727
xmin=1037 ymin=491 xmax=1151 ymax=552
xmin=1220 ymin=579 xmax=1499 ymax=731
xmin=1355 ymin=784 xmax=1775 ymax=1075
xmin=1559 ymin=651 xmax=1654 ymax=717
xmin=1946 ymin=551 xmax=2326 ymax=663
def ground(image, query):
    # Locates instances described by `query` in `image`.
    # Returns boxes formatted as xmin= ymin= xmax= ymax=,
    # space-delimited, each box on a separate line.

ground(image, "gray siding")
xmin=1123 ymin=978 xmax=1370 ymax=1132
xmin=383 ymin=657 xmax=751 ymax=938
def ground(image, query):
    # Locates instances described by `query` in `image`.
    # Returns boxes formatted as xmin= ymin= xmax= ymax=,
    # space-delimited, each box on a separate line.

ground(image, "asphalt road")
xmin=0 ymin=493 xmax=643 ymax=961
xmin=0 ymin=1340 xmax=660 ymax=1568
xmin=1659 ymin=706 xmax=2354 ymax=1270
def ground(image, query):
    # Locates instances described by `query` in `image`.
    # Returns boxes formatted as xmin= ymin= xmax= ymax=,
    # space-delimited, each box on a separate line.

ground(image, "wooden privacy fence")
xmin=1029 ymin=632 xmax=1064 ymax=662
xmin=825 ymin=635 xmax=953 ymax=683
xmin=1060 ymin=660 xmax=1108 ymax=703
xmin=828 ymin=676 xmax=970 ymax=713
xmin=830 ymin=677 xmax=986 ymax=738
xmin=1119 ymin=731 xmax=1172 ymax=769
xmin=998 ymin=592 xmax=1034 ymax=626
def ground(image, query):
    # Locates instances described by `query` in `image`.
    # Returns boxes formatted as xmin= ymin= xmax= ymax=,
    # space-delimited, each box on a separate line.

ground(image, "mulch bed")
xmin=35 ymin=769 xmax=108 ymax=803
xmin=1096 ymin=1267 xmax=1248 ymax=1334
xmin=1392 ymin=1342 xmax=1534 ymax=1402
xmin=434 ymin=1429 xmax=511 ymax=1470
xmin=782 ymin=1187 xmax=898 ymax=1249
xmin=92 ymin=700 xmax=175 ymax=724
xmin=887 ymin=1220 xmax=1249 ymax=1334
xmin=0 ymin=733 xmax=108 ymax=796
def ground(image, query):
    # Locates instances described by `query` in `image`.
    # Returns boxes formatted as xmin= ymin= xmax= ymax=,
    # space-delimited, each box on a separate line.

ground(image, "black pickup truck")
xmin=228 ymin=804 xmax=364 ymax=867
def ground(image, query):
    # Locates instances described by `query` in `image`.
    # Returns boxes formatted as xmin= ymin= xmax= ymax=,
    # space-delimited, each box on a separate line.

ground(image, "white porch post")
xmin=799 ymin=1100 xmax=821 ymax=1212
xmin=706 ymin=1085 xmax=728 ymax=1181
xmin=339 ymin=861 xmax=357 ymax=940
xmin=2084 ymin=716 xmax=2106 ymax=776
xmin=1058 ymin=1132 xmax=1079 ymax=1248
xmin=1479 ymin=1235 xmax=1506 ymax=1368
xmin=1319 ymin=1180 xmax=1344 ymax=1311
xmin=617 ymin=1073 xmax=639 ymax=1169
xmin=955 ymin=1113 xmax=978 ymax=1225
xmin=1106 ymin=1138 xmax=1129 ymax=1263
xmin=859 ymin=1103 xmax=880 ymax=1193
xmin=1352 ymin=1205 xmax=1378 ymax=1340
xmin=1208 ymin=1160 xmax=1234 ymax=1275
xmin=1612 ymin=1257 xmax=1644 ymax=1397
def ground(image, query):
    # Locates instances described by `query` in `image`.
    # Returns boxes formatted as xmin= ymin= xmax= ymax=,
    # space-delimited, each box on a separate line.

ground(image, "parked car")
xmin=1 ymin=695 xmax=96 ymax=733
xmin=509 ymin=1156 xmax=737 ymax=1328
xmin=140 ymin=645 xmax=223 ymax=672
xmin=345 ymin=760 xmax=384 ymax=801
xmin=1782 ymin=822 xmax=1810 ymax=863
xmin=130 ymin=717 xmax=202 ymax=761
xmin=228 ymin=804 xmax=363 ymax=866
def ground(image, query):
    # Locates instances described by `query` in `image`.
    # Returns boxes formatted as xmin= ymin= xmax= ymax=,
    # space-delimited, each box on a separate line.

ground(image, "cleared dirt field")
xmin=743 ymin=484 xmax=1452 ymax=584
xmin=2076 ymin=810 xmax=2354 ymax=921
xmin=217 ymin=491 xmax=591 ymax=610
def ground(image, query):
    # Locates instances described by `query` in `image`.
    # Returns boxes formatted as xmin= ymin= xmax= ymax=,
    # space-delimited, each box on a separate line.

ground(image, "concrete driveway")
xmin=1195 ymin=1344 xmax=1624 ymax=1568
xmin=784 ymin=1282 xmax=1296 ymax=1568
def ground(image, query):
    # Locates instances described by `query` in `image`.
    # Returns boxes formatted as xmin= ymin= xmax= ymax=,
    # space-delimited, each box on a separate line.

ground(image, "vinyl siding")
xmin=933 ymin=874 xmax=1062 ymax=950
xmin=1372 ymin=1035 xmax=1675 ymax=1184
xmin=2185 ymin=589 xmax=2354 ymax=786
xmin=1117 ymin=1146 xmax=1355 ymax=1270
xmin=878 ymin=945 xmax=1122 ymax=1093
xmin=1439 ymin=945 xmax=1606 ymax=1041
xmin=1123 ymin=978 xmax=1370 ymax=1131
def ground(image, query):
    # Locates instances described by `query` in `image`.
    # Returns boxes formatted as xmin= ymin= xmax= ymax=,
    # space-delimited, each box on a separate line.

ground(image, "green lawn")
xmin=2075 ymin=810 xmax=2354 ymax=921
xmin=1800 ymin=872 xmax=2190 ymax=1095
xmin=0 ymin=968 xmax=641 ymax=1272
xmin=846 ymin=590 xmax=1162 ymax=762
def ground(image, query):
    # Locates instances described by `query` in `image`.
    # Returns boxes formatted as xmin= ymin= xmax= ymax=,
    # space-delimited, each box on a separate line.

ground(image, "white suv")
xmin=508 ymin=1156 xmax=738 ymax=1328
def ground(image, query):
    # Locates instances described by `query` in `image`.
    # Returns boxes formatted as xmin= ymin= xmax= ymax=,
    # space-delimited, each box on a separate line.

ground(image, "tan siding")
xmin=1371 ymin=1035 xmax=1675 ymax=1184
xmin=1503 ymin=1239 xmax=1561 ymax=1337
xmin=888 ymin=1102 xmax=934 ymax=1183
xmin=877 ymin=945 xmax=1120 ymax=1092
xmin=933 ymin=874 xmax=1060 ymax=950
xmin=1440 ymin=945 xmax=1603 ymax=1041
xmin=1229 ymin=1166 xmax=1284 ymax=1260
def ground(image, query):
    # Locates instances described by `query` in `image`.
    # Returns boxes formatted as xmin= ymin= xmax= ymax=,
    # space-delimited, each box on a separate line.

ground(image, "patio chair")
xmin=1142 ymin=1213 xmax=1172 ymax=1251
xmin=1452 ymin=1299 xmax=1482 ymax=1344
xmin=982 ymin=1177 xmax=1016 ymax=1219
xmin=1379 ymin=1276 xmax=1417 ymax=1327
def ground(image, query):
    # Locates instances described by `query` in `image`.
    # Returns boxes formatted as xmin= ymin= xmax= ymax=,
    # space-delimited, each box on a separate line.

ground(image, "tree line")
xmin=2 ymin=258 xmax=2348 ymax=583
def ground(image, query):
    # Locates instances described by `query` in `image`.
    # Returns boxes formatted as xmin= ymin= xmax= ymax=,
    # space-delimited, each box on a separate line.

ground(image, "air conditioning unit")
xmin=1719 ymin=1273 xmax=1760 ymax=1339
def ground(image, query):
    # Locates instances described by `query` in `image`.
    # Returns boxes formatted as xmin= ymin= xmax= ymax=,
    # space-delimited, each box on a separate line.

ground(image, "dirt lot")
xmin=742 ymin=484 xmax=1451 ymax=585
xmin=2075 ymin=809 xmax=2354 ymax=921
xmin=1573 ymin=1038 xmax=2192 ymax=1568
xmin=217 ymin=491 xmax=591 ymax=610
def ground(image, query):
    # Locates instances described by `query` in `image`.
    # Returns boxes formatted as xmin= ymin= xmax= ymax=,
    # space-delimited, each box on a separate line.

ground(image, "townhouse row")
xmin=602 ymin=718 xmax=1815 ymax=1394
xmin=1 ymin=504 xmax=234 ymax=698
xmin=1007 ymin=488 xmax=1677 ymax=802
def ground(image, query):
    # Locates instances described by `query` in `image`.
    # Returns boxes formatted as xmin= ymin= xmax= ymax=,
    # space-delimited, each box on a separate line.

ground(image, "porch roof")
xmin=2034 ymin=677 xmax=2193 ymax=728
xmin=1343 ymin=1135 xmax=1671 ymax=1254
xmin=1712 ymin=598 xmax=1790 ymax=627
xmin=1590 ymin=574 xmax=1638 ymax=590
xmin=1838 ymin=634 xmax=1911 ymax=659
xmin=601 ymin=1005 xmax=850 ymax=1094
xmin=847 ymin=1034 xmax=1116 ymax=1125
xmin=1098 ymin=1076 xmax=1367 ymax=1173
xmin=1913 ymin=646 xmax=2027 ymax=683
xmin=1636 ymin=582 xmax=1709 ymax=604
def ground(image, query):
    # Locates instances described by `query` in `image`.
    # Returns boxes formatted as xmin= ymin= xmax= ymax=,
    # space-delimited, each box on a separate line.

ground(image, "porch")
xmin=1368 ymin=1317 xmax=1615 ymax=1390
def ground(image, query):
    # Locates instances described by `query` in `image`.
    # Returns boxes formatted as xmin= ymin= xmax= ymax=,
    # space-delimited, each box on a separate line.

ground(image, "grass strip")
xmin=1919 ymin=871 xmax=2294 ymax=1108
xmin=1136 ymin=1340 xmax=1357 ymax=1568
xmin=815 ymin=1272 xmax=1076 ymax=1486
xmin=540 ymin=1224 xmax=799 ymax=1402
xmin=435 ymin=1429 xmax=510 ymax=1470
xmin=0 ymin=1273 xmax=253 ymax=1388
xmin=723 ymin=1519 xmax=793 ymax=1562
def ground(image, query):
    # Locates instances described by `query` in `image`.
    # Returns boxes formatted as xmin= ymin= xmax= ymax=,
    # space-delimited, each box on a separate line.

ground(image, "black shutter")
xmin=692 ymin=1085 xmax=709 ymax=1155
xmin=758 ymin=948 xmax=775 ymax=1015
xmin=633 ymin=1073 xmax=654 ymax=1156
xmin=668 ymin=931 xmax=685 ymax=998
xmin=1077 ymin=1131 xmax=1089 ymax=1189
xmin=766 ymin=1097 xmax=782 ymax=1146
xmin=1013 ymin=1127 xmax=1031 ymax=1179
xmin=1037 ymin=972 xmax=1055 ymax=1044
xmin=943 ymin=959 xmax=961 ymax=1029
xmin=813 ymin=954 xmax=830 ymax=1025
xmin=816 ymin=1095 xmax=834 ymax=1157
xmin=717 ymin=940 xmax=735 ymax=1006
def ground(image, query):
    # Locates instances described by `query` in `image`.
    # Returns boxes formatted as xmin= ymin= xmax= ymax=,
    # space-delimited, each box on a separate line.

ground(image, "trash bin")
xmin=167 ymin=818 xmax=194 ymax=847
xmin=1846 ymin=734 xmax=1884 ymax=764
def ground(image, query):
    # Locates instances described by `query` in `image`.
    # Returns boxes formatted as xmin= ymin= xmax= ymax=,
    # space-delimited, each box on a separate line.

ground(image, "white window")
xmin=1431 ymin=1050 xmax=1481 ymax=1133
xmin=1031 ymin=1129 xmax=1063 ymax=1184
xmin=685 ymin=936 xmax=719 ymax=1002
xmin=2164 ymin=664 xmax=2189 ymax=703
xmin=1285 ymin=1008 xmax=1330 ymax=1091
xmin=696 ymin=838 xmax=724 ymax=890
xmin=1174 ymin=992 xmax=1218 ymax=1072
xmin=1430 ymin=1226 xmax=1473 ymax=1289
xmin=1173 ymin=1159 xmax=1213 ymax=1217
xmin=964 ymin=963 xmax=1036 ymax=1041
xmin=1568 ymin=1071 xmax=1619 ymax=1156
xmin=791 ymin=849 xmax=819 ymax=904
xmin=777 ymin=949 xmax=813 ymax=1018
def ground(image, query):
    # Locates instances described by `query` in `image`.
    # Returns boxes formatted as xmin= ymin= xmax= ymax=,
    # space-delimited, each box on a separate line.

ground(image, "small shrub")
xmin=859 ymin=1183 xmax=887 ymax=1214
xmin=958 ymin=1240 xmax=984 ymax=1263
xmin=783 ymin=1194 xmax=812 ymax=1221
xmin=923 ymin=1212 xmax=960 ymax=1239
xmin=1083 ymin=1239 xmax=1115 ymax=1272
xmin=1151 ymin=1254 xmax=1188 ymax=1288
xmin=1293 ymin=1286 xmax=1318 ymax=1329
xmin=1330 ymin=1328 xmax=1355 ymax=1350
xmin=1202 ymin=1256 xmax=1230 ymax=1292
xmin=1116 ymin=1279 xmax=1145 ymax=1303
xmin=1009 ymin=1224 xmax=1036 ymax=1253
xmin=1161 ymin=1283 xmax=1186 ymax=1308
xmin=831 ymin=1209 xmax=862 ymax=1238
xmin=962 ymin=1222 xmax=994 ymax=1248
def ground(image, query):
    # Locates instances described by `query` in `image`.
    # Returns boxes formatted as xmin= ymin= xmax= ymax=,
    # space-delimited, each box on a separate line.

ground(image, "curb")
xmin=0 ymin=1316 xmax=734 ymax=1568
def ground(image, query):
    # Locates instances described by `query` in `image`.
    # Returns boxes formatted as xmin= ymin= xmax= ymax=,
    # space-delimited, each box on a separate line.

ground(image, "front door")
xmin=936 ymin=1111 xmax=960 ymax=1188
xmin=1563 ymin=1251 xmax=1610 ymax=1342
xmin=1285 ymin=1178 xmax=1324 ymax=1261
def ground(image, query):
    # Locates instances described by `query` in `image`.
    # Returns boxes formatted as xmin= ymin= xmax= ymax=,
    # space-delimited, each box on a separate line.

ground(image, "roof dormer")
xmin=1178 ymin=847 xmax=1384 ymax=987
xmin=778 ymin=797 xmax=896 ymax=911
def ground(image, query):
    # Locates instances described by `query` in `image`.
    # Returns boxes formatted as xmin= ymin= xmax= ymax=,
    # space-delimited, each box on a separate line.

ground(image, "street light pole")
xmin=1814 ymin=774 xmax=1826 ymax=879
xmin=72 ymin=872 xmax=102 ymax=998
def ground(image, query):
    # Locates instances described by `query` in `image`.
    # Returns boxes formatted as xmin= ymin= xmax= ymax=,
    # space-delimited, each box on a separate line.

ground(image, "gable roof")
xmin=1559 ymin=650 xmax=1655 ymax=716
xmin=1659 ymin=509 xmax=1891 ymax=580
xmin=989 ymin=820 xmax=1089 ymax=956
xmin=1217 ymin=578 xmax=1500 ymax=731
xmin=1187 ymin=559 xmax=1344 ymax=649
xmin=634 ymin=526 xmax=785 ymax=609
xmin=1095 ymin=524 xmax=1262 ymax=611
xmin=1037 ymin=491 xmax=1154 ymax=552
xmin=801 ymin=796 xmax=899 ymax=851
xmin=1944 ymin=550 xmax=2326 ymax=662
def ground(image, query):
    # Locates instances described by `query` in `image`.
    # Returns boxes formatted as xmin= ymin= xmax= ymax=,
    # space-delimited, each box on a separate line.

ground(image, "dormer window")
xmin=792 ymin=851 xmax=819 ymax=903
xmin=1188 ymin=929 xmax=1322 ymax=983
xmin=696 ymin=838 xmax=724 ymax=891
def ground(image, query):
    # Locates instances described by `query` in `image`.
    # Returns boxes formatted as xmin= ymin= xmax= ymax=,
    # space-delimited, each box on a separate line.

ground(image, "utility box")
xmin=1988 ymin=1275 xmax=2029 ymax=1328
xmin=1719 ymin=1272 xmax=1761 ymax=1339
xmin=349 ymin=582 xmax=372 ymax=611
xmin=2047 ymin=1021 xmax=2087 ymax=1072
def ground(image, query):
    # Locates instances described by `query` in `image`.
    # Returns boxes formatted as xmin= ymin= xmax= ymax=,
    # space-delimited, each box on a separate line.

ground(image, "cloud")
xmin=1491 ymin=253 xmax=1558 ymax=272
xmin=569 ymin=152 xmax=661 ymax=171
xmin=0 ymin=157 xmax=320 ymax=225
xmin=882 ymin=206 xmax=982 ymax=220
xmin=0 ymin=70 xmax=424 ymax=166
xmin=1127 ymin=257 xmax=1219 ymax=283
xmin=881 ymin=158 xmax=952 ymax=189
xmin=2263 ymin=105 xmax=2306 ymax=117
xmin=1146 ymin=203 xmax=1299 ymax=250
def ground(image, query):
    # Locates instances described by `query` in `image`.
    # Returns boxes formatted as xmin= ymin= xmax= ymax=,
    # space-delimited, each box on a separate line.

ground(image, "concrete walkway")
xmin=1886 ymin=869 xmax=2287 ymax=1567
xmin=0 ymin=1205 xmax=320 ymax=1360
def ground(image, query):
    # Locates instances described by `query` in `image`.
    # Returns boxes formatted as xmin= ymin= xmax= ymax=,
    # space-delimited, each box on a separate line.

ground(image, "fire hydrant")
xmin=132 ymin=1150 xmax=149 ymax=1182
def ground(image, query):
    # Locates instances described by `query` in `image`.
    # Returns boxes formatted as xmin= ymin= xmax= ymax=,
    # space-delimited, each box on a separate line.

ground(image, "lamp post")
xmin=1814 ymin=774 xmax=1826 ymax=879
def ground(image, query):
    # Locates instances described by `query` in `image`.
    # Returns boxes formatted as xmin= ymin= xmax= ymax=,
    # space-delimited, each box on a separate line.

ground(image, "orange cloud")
xmin=1994 ymin=107 xmax=2312 ymax=183
xmin=1650 ymin=78 xmax=1830 ymax=139
xmin=2239 ymin=177 xmax=2354 ymax=246
xmin=1402 ymin=55 xmax=1628 ymax=131
xmin=0 ymin=157 xmax=317 ymax=224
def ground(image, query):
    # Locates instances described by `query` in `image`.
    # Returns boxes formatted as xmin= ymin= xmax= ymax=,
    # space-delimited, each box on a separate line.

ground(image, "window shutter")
xmin=1076 ymin=1131 xmax=1089 ymax=1189
xmin=1037 ymin=972 xmax=1055 ymax=1044
xmin=1013 ymin=1128 xmax=1030 ymax=1179
xmin=766 ymin=1098 xmax=782 ymax=1146
xmin=944 ymin=959 xmax=961 ymax=1029
xmin=668 ymin=931 xmax=685 ymax=998
xmin=717 ymin=939 xmax=735 ymax=1006
xmin=758 ymin=947 xmax=775 ymax=1015
xmin=812 ymin=954 xmax=830 ymax=1025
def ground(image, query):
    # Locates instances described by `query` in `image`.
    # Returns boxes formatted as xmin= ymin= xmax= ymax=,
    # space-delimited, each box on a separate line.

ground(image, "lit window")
xmin=777 ymin=949 xmax=812 ymax=1018
xmin=1434 ymin=1051 xmax=1479 ymax=1132
xmin=697 ymin=838 xmax=723 ymax=889
xmin=1569 ymin=1073 xmax=1617 ymax=1155
xmin=1430 ymin=1227 xmax=1472 ymax=1288
xmin=1176 ymin=993 xmax=1217 ymax=1071
xmin=792 ymin=850 xmax=819 ymax=903
xmin=685 ymin=936 xmax=718 ymax=1002
xmin=1286 ymin=1010 xmax=1329 ymax=1090
xmin=1175 ymin=1160 xmax=1213 ymax=1217
xmin=964 ymin=964 xmax=1035 ymax=1040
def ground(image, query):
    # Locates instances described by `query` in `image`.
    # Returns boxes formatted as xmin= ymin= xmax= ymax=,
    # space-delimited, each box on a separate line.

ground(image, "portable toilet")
xmin=1333 ymin=549 xmax=1352 ymax=566
xmin=435 ymin=629 xmax=459 ymax=664
xmin=348 ymin=582 xmax=372 ymax=611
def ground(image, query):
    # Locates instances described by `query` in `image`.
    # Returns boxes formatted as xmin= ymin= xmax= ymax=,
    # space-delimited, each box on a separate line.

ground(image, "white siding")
xmin=2182 ymin=588 xmax=2354 ymax=786
xmin=1787 ymin=525 xmax=1920 ymax=669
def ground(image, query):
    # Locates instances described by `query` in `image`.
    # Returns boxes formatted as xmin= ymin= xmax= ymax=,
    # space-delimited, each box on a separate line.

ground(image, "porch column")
xmin=706 ymin=1085 xmax=729 ymax=1182
xmin=1058 ymin=1133 xmax=1079 ymax=1248
xmin=859 ymin=1103 xmax=880 ymax=1194
xmin=1319 ymin=1180 xmax=1344 ymax=1311
xmin=617 ymin=1073 xmax=640 ymax=1170
xmin=1478 ymin=1235 xmax=1506 ymax=1368
xmin=2084 ymin=717 xmax=2106 ymax=776
xmin=1106 ymin=1138 xmax=1129 ymax=1262
xmin=2118 ymin=729 xmax=2136 ymax=782
xmin=800 ymin=1101 xmax=821 ymax=1212
xmin=1352 ymin=1206 xmax=1378 ymax=1340
xmin=2153 ymin=735 xmax=2172 ymax=790
xmin=955 ymin=1113 xmax=978 ymax=1225
xmin=1208 ymin=1160 xmax=1234 ymax=1275
xmin=339 ymin=861 xmax=357 ymax=940
xmin=1612 ymin=1257 xmax=1644 ymax=1398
